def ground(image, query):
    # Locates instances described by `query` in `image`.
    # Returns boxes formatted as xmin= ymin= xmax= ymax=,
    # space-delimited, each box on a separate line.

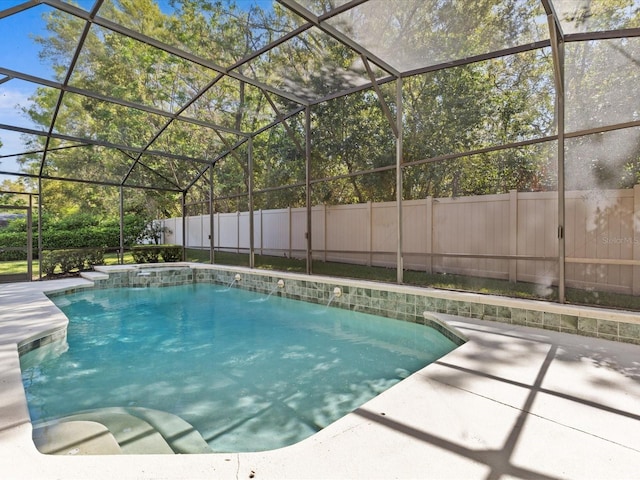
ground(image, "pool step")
xmin=33 ymin=420 xmax=122 ymax=455
xmin=119 ymin=407 xmax=212 ymax=454
xmin=61 ymin=410 xmax=174 ymax=454
xmin=33 ymin=407 xmax=212 ymax=455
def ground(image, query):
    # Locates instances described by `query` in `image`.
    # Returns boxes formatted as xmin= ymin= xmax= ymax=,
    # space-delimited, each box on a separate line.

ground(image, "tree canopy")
xmin=0 ymin=0 xmax=638 ymax=219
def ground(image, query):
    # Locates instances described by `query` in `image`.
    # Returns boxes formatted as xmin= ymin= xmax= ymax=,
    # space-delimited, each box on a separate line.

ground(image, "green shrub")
xmin=58 ymin=249 xmax=85 ymax=273
xmin=41 ymin=248 xmax=106 ymax=276
xmin=3 ymin=217 xmax=27 ymax=233
xmin=0 ymin=213 xmax=155 ymax=262
xmin=0 ymin=231 xmax=29 ymax=261
xmin=41 ymin=227 xmax=118 ymax=250
xmin=131 ymin=244 xmax=182 ymax=263
xmin=55 ymin=213 xmax=99 ymax=231
xmin=0 ymin=232 xmax=31 ymax=261
xmin=40 ymin=251 xmax=58 ymax=276
xmin=85 ymin=248 xmax=105 ymax=267
xmin=160 ymin=245 xmax=182 ymax=262
xmin=131 ymin=245 xmax=160 ymax=263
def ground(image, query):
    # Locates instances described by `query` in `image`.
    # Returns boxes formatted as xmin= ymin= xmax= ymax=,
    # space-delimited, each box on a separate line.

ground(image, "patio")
xmin=1 ymin=276 xmax=639 ymax=479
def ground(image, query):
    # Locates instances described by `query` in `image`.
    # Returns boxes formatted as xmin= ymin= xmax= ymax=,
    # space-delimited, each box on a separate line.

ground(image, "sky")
xmin=0 ymin=0 xmax=57 ymax=180
xmin=0 ymin=0 xmax=277 ymax=183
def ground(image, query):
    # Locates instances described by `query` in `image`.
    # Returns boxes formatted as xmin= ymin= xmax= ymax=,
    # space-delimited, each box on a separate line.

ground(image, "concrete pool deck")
xmin=1 ymin=276 xmax=639 ymax=479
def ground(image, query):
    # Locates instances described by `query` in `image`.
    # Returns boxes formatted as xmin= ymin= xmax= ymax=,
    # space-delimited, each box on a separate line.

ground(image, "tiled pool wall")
xmin=17 ymin=328 xmax=67 ymax=357
xmin=47 ymin=264 xmax=640 ymax=347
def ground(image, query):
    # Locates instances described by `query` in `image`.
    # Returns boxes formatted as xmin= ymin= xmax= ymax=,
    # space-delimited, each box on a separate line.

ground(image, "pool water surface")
xmin=21 ymin=284 xmax=459 ymax=452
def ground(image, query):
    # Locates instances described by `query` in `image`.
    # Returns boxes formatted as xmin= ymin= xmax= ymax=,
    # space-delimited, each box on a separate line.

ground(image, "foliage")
xmin=159 ymin=245 xmax=182 ymax=262
xmin=2 ymin=217 xmax=28 ymax=233
xmin=0 ymin=179 xmax=30 ymax=207
xmin=0 ymin=212 xmax=154 ymax=260
xmin=54 ymin=212 xmax=100 ymax=230
xmin=85 ymin=248 xmax=106 ymax=268
xmin=401 ymin=51 xmax=556 ymax=199
xmin=41 ymin=248 xmax=105 ymax=276
xmin=131 ymin=244 xmax=182 ymax=263
xmin=131 ymin=245 xmax=160 ymax=263
xmin=0 ymin=232 xmax=32 ymax=261
xmin=564 ymin=36 xmax=640 ymax=190
xmin=13 ymin=0 xmax=557 ymax=215
xmin=139 ymin=220 xmax=168 ymax=245
xmin=40 ymin=252 xmax=57 ymax=276
xmin=311 ymin=90 xmax=395 ymax=205
xmin=3 ymin=0 xmax=637 ymax=221
xmin=40 ymin=225 xmax=115 ymax=249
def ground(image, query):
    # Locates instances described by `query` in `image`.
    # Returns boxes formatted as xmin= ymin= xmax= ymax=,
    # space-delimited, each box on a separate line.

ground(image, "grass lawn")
xmin=0 ymin=260 xmax=28 ymax=275
xmin=2 ymin=249 xmax=639 ymax=311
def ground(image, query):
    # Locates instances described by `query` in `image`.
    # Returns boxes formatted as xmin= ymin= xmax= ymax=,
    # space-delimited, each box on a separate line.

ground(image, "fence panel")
xmin=565 ymin=189 xmax=635 ymax=293
xmin=290 ymin=208 xmax=308 ymax=258
xmin=162 ymin=188 xmax=639 ymax=294
xmin=432 ymin=194 xmax=510 ymax=279
xmin=217 ymin=213 xmax=239 ymax=252
xmin=326 ymin=204 xmax=371 ymax=265
xmin=162 ymin=218 xmax=179 ymax=245
xmin=371 ymin=202 xmax=397 ymax=268
xmin=238 ymin=212 xmax=251 ymax=250
xmin=402 ymin=199 xmax=428 ymax=270
xmin=186 ymin=215 xmax=205 ymax=249
xmin=310 ymin=206 xmax=326 ymax=261
xmin=516 ymin=192 xmax=557 ymax=285
xmin=260 ymin=208 xmax=290 ymax=256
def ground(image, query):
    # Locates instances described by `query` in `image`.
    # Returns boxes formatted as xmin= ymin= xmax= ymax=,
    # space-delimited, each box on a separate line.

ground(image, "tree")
xmin=0 ymin=178 xmax=30 ymax=207
xmin=14 ymin=0 xmax=614 ymax=221
xmin=310 ymin=88 xmax=395 ymax=204
xmin=402 ymin=47 xmax=555 ymax=200
xmin=564 ymin=34 xmax=640 ymax=190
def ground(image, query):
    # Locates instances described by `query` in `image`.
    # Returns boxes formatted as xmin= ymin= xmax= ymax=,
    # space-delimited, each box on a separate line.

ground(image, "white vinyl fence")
xmin=162 ymin=186 xmax=640 ymax=295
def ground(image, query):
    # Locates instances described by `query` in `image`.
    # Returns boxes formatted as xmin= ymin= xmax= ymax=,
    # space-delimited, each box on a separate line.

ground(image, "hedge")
xmin=40 ymin=227 xmax=118 ymax=250
xmin=0 ymin=232 xmax=31 ymax=261
xmin=131 ymin=245 xmax=182 ymax=263
xmin=0 ymin=225 xmax=146 ymax=261
xmin=0 ymin=214 xmax=167 ymax=262
xmin=159 ymin=245 xmax=182 ymax=262
xmin=41 ymin=248 xmax=105 ymax=276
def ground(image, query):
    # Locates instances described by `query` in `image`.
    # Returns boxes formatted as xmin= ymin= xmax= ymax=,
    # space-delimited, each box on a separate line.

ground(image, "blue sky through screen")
xmin=0 ymin=1 xmax=53 ymax=181
xmin=0 ymin=0 xmax=276 ymax=182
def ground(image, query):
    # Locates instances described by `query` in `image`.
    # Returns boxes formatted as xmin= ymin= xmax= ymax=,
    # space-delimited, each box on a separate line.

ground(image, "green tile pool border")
xmin=18 ymin=328 xmax=67 ymax=356
xmin=40 ymin=264 xmax=640 ymax=349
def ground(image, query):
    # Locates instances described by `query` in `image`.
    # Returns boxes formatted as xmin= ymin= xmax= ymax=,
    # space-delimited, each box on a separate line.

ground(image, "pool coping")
xmin=1 ymin=266 xmax=640 ymax=479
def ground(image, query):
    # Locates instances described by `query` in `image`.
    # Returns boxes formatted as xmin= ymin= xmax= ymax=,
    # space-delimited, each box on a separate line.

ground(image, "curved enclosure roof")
xmin=0 ymin=0 xmax=639 ymax=191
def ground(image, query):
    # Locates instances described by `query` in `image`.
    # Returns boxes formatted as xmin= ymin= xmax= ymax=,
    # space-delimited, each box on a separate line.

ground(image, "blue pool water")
xmin=21 ymin=284 xmax=459 ymax=452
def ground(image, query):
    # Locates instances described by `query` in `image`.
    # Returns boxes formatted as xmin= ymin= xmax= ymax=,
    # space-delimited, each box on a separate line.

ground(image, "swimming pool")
xmin=21 ymin=283 xmax=459 ymax=453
